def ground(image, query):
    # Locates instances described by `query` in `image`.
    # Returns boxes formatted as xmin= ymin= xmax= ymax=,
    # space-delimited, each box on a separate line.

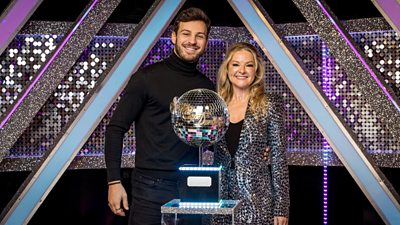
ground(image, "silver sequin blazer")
xmin=213 ymin=94 xmax=290 ymax=224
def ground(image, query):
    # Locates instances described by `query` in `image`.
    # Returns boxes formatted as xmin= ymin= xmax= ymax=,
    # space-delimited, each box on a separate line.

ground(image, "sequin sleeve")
xmin=268 ymin=94 xmax=290 ymax=217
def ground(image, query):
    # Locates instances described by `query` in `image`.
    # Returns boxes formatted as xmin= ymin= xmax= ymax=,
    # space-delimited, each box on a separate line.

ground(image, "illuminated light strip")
xmin=0 ymin=0 xmax=98 ymax=129
xmin=0 ymin=1 xmax=184 ymax=225
xmin=0 ymin=0 xmax=43 ymax=55
xmin=370 ymin=0 xmax=400 ymax=35
xmin=179 ymin=166 xmax=222 ymax=171
xmin=321 ymin=42 xmax=332 ymax=225
xmin=179 ymin=201 xmax=222 ymax=208
xmin=228 ymin=0 xmax=400 ymax=224
xmin=314 ymin=0 xmax=400 ymax=112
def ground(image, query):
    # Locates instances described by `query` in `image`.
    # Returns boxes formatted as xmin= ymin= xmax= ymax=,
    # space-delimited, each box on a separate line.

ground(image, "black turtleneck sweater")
xmin=105 ymin=52 xmax=214 ymax=181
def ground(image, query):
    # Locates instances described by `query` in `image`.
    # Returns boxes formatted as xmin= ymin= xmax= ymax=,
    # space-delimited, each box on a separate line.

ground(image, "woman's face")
xmin=227 ymin=49 xmax=256 ymax=91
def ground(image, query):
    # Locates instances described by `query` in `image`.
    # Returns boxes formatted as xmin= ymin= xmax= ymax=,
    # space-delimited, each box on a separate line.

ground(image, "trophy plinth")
xmin=170 ymin=89 xmax=229 ymax=204
xmin=178 ymin=165 xmax=221 ymax=204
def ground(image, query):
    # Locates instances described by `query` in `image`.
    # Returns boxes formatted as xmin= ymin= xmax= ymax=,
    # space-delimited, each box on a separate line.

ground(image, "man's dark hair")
xmin=172 ymin=7 xmax=211 ymax=37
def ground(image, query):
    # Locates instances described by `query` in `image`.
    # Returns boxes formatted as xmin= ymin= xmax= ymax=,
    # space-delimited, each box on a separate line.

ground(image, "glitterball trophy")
xmin=170 ymin=89 xmax=229 ymax=205
xmin=170 ymin=89 xmax=229 ymax=166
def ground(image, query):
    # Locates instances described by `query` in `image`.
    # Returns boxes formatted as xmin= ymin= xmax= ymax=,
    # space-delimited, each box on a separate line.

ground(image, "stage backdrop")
xmin=0 ymin=18 xmax=399 ymax=171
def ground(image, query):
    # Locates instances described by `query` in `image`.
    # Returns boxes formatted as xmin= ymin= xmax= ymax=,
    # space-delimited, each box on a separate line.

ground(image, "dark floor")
xmin=1 ymin=165 xmax=397 ymax=225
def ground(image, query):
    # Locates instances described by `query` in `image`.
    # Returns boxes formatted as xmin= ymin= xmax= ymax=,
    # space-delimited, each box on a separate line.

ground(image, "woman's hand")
xmin=274 ymin=216 xmax=288 ymax=225
xmin=264 ymin=146 xmax=271 ymax=160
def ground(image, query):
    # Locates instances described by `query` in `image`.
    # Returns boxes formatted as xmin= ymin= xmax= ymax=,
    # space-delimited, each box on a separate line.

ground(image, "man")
xmin=105 ymin=7 xmax=213 ymax=225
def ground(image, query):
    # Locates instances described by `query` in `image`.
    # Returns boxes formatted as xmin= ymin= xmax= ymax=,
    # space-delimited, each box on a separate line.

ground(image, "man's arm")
xmin=105 ymin=71 xmax=147 ymax=181
xmin=104 ymin=71 xmax=147 ymax=215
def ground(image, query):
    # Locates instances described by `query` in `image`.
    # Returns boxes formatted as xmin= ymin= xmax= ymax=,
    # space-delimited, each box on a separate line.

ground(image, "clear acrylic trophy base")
xmin=161 ymin=199 xmax=241 ymax=225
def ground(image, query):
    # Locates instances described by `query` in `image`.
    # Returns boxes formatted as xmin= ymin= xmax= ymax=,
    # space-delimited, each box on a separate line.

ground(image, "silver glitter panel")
xmin=0 ymin=0 xmax=121 ymax=162
xmin=0 ymin=152 xmax=135 ymax=171
xmin=342 ymin=18 xmax=392 ymax=33
xmin=293 ymin=0 xmax=400 ymax=152
xmin=287 ymin=151 xmax=340 ymax=166
xmin=18 ymin=18 xmax=393 ymax=39
xmin=209 ymin=27 xmax=253 ymax=45
xmin=69 ymin=154 xmax=135 ymax=170
xmin=278 ymin=18 xmax=392 ymax=37
xmin=1 ymin=20 xmax=400 ymax=171
xmin=20 ymin=21 xmax=71 ymax=35
xmin=0 ymin=157 xmax=42 ymax=172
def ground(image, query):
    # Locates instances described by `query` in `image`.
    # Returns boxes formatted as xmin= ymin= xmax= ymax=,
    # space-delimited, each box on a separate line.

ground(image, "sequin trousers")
xmin=210 ymin=94 xmax=290 ymax=225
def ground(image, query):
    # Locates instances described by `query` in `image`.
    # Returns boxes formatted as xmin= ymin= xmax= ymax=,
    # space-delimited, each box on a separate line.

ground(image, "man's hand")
xmin=274 ymin=216 xmax=288 ymax=225
xmin=108 ymin=182 xmax=129 ymax=216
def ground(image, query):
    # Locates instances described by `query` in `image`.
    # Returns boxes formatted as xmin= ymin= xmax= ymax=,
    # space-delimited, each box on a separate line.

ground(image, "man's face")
xmin=171 ymin=20 xmax=208 ymax=63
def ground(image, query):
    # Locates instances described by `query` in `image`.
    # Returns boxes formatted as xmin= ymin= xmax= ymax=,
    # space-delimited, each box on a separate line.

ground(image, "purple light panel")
xmin=316 ymin=0 xmax=400 ymax=112
xmin=0 ymin=0 xmax=99 ymax=129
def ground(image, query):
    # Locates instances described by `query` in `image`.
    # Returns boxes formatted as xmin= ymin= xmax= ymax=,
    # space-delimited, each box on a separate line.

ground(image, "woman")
xmin=213 ymin=42 xmax=289 ymax=225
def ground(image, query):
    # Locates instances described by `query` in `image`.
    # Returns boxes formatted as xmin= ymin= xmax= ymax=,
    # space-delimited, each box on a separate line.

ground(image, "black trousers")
xmin=128 ymin=169 xmax=201 ymax=225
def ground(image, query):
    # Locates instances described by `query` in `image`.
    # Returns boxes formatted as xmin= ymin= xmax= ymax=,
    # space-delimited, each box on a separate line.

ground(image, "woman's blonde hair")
xmin=217 ymin=42 xmax=268 ymax=117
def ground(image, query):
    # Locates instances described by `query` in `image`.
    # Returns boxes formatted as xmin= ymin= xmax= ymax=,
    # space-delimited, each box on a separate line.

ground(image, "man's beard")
xmin=174 ymin=43 xmax=204 ymax=63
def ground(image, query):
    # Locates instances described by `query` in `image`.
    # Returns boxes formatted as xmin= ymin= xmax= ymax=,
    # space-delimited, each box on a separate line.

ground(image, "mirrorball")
xmin=170 ymin=89 xmax=229 ymax=147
